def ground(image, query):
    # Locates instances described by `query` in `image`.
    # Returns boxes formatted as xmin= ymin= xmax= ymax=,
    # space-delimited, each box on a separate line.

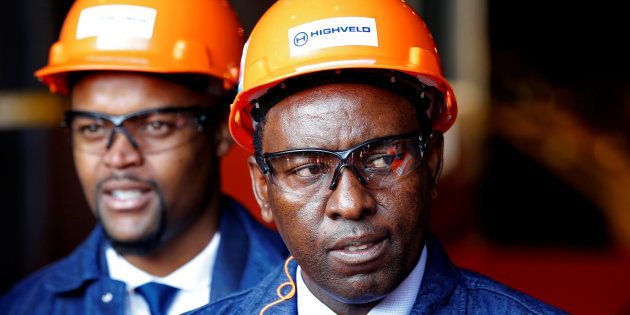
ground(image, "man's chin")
xmin=96 ymin=210 xmax=167 ymax=254
xmin=101 ymin=219 xmax=166 ymax=256
xmin=305 ymin=273 xmax=389 ymax=307
xmin=331 ymin=290 xmax=386 ymax=306
xmin=106 ymin=230 xmax=164 ymax=256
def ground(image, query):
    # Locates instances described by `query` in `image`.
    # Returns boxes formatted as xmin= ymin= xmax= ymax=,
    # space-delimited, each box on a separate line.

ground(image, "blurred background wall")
xmin=1 ymin=1 xmax=629 ymax=314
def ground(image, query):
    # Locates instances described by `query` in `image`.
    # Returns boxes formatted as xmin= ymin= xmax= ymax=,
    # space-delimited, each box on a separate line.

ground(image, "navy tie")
xmin=135 ymin=282 xmax=178 ymax=315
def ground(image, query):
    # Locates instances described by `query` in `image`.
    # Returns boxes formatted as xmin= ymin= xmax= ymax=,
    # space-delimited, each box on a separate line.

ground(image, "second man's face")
xmin=71 ymin=72 xmax=218 ymax=254
xmin=252 ymin=83 xmax=438 ymax=305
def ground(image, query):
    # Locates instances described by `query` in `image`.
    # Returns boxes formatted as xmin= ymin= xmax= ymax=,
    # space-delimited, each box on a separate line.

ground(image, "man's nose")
xmin=325 ymin=167 xmax=377 ymax=221
xmin=102 ymin=129 xmax=143 ymax=169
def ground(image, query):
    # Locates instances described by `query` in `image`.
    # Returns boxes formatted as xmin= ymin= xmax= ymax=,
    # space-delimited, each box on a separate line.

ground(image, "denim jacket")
xmin=0 ymin=196 xmax=288 ymax=314
xmin=192 ymin=237 xmax=567 ymax=315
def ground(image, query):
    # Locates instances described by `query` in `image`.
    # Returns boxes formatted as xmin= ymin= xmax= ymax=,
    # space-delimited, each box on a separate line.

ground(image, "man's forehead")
xmin=262 ymin=83 xmax=420 ymax=151
xmin=71 ymin=72 xmax=204 ymax=114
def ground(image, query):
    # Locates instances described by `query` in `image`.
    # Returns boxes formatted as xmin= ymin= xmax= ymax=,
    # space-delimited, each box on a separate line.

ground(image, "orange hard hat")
xmin=36 ymin=0 xmax=244 ymax=94
xmin=230 ymin=0 xmax=457 ymax=152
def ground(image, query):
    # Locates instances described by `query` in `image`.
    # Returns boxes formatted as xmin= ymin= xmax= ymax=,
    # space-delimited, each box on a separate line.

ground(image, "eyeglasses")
xmin=256 ymin=133 xmax=427 ymax=197
xmin=63 ymin=106 xmax=209 ymax=154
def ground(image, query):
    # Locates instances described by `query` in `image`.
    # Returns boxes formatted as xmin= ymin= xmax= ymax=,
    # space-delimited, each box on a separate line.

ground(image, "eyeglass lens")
xmin=265 ymin=136 xmax=422 ymax=196
xmin=67 ymin=109 xmax=203 ymax=154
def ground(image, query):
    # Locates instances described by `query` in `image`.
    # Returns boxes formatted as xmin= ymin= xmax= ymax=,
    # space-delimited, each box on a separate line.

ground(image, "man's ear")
xmin=247 ymin=155 xmax=274 ymax=224
xmin=426 ymin=132 xmax=444 ymax=188
xmin=214 ymin=121 xmax=233 ymax=158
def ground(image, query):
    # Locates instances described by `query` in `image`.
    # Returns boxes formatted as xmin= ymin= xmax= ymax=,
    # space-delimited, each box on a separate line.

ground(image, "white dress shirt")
xmin=296 ymin=245 xmax=428 ymax=315
xmin=106 ymin=232 xmax=221 ymax=315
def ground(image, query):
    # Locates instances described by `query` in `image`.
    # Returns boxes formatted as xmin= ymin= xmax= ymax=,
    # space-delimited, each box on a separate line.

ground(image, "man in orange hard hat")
xmin=0 ymin=1 xmax=287 ymax=314
xmin=194 ymin=0 xmax=565 ymax=314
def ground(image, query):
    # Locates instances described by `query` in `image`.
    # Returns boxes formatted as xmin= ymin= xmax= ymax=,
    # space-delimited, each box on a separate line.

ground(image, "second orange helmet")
xmin=36 ymin=0 xmax=244 ymax=94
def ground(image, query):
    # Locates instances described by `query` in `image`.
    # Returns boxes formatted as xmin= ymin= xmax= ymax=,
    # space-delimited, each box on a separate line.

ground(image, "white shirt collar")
xmin=106 ymin=232 xmax=221 ymax=291
xmin=106 ymin=232 xmax=221 ymax=315
xmin=296 ymin=245 xmax=428 ymax=315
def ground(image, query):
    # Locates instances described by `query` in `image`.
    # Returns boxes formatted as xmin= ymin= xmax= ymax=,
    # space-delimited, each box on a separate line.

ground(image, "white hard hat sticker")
xmin=288 ymin=17 xmax=378 ymax=57
xmin=76 ymin=5 xmax=157 ymax=42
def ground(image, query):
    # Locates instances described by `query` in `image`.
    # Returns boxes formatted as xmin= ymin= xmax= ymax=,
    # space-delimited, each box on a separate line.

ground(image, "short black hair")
xmin=253 ymin=115 xmax=267 ymax=156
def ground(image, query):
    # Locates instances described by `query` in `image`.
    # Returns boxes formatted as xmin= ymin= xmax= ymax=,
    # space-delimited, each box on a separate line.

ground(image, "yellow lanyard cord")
xmin=259 ymin=256 xmax=296 ymax=315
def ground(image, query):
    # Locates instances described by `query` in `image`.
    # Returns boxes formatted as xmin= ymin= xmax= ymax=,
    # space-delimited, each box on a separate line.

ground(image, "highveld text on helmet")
xmin=230 ymin=0 xmax=458 ymax=152
xmin=35 ymin=0 xmax=244 ymax=94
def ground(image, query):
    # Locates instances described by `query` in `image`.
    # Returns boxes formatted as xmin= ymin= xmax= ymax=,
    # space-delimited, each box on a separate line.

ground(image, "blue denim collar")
xmin=41 ymin=196 xmax=287 ymax=300
xmin=43 ymin=225 xmax=107 ymax=293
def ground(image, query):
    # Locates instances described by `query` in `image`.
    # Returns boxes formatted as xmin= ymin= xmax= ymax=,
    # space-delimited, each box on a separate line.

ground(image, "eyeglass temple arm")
xmin=255 ymin=155 xmax=270 ymax=174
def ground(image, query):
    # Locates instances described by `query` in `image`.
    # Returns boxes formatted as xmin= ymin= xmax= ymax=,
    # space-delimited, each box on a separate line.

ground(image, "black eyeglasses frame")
xmin=255 ymin=132 xmax=428 ymax=191
xmin=62 ymin=105 xmax=210 ymax=150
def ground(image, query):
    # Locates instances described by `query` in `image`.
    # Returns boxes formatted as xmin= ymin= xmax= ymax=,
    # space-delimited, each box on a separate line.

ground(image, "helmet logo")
xmin=288 ymin=17 xmax=379 ymax=57
xmin=293 ymin=32 xmax=309 ymax=47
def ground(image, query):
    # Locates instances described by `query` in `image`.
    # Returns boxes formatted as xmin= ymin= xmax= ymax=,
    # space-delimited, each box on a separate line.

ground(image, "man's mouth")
xmin=100 ymin=180 xmax=154 ymax=212
xmin=345 ymin=243 xmax=373 ymax=251
xmin=111 ymin=189 xmax=144 ymax=200
xmin=328 ymin=233 xmax=389 ymax=266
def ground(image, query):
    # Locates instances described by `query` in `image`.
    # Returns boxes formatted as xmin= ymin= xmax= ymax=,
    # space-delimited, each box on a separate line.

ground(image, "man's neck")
xmin=121 ymin=195 xmax=221 ymax=277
